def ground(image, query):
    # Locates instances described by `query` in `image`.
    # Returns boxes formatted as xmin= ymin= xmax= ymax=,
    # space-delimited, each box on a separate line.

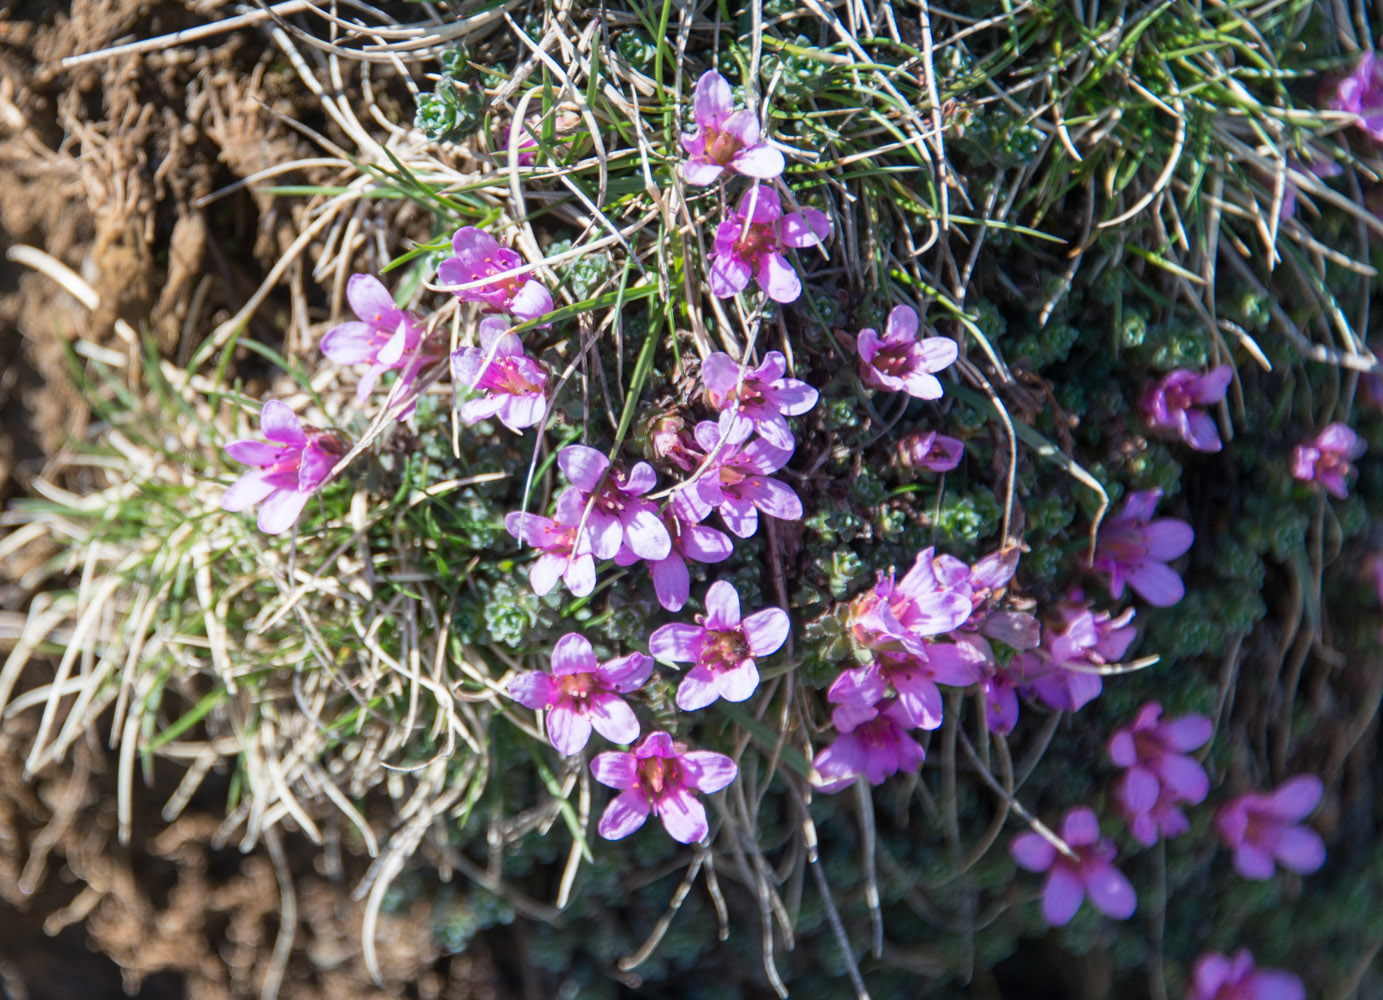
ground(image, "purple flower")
xmin=827 ymin=643 xmax=987 ymax=731
xmin=1215 ymin=775 xmax=1326 ymax=880
xmin=680 ymin=70 xmax=785 ymax=185
xmin=701 ymin=350 xmax=818 ymax=451
xmin=846 ymin=548 xmax=975 ymax=652
xmin=709 ymin=187 xmax=830 ymax=303
xmin=590 ymin=731 xmax=737 ymax=844
xmin=686 ymin=419 xmax=803 ymax=538
xmin=811 ymin=699 xmax=925 ymax=794
xmin=1108 ymin=701 xmax=1212 ymax=846
xmin=1329 ymin=51 xmax=1383 ymax=142
xmin=438 ymin=226 xmax=554 ymax=323
xmin=505 ymin=490 xmax=597 ymax=598
xmin=1139 ymin=366 xmax=1233 ymax=452
xmin=1093 ymin=489 xmax=1194 ymax=607
xmin=321 ymin=274 xmax=438 ymax=414
xmin=897 ymin=429 xmax=965 ymax=472
xmin=558 ymin=445 xmax=671 ymax=561
xmin=1010 ymin=808 xmax=1137 ymax=926
xmin=1291 ymin=422 xmax=1366 ymax=499
xmin=856 ymin=305 xmax=959 ymax=400
xmin=221 ymin=400 xmax=345 ymax=535
xmin=1014 ymin=597 xmax=1137 ymax=713
xmin=451 ymin=316 xmax=550 ymax=432
xmin=649 ymin=580 xmax=789 ymax=711
xmin=508 ymin=634 xmax=652 ymax=754
xmin=982 ymin=668 xmax=1020 ymax=735
xmin=614 ymin=494 xmax=734 ymax=612
xmin=1186 ymin=950 xmax=1305 ymax=1000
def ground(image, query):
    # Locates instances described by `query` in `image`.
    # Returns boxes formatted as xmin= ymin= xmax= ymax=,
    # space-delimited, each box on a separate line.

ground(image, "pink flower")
xmin=649 ymin=579 xmax=789 ymax=711
xmin=1329 ymin=50 xmax=1383 ymax=142
xmin=897 ymin=429 xmax=965 ymax=472
xmin=685 ymin=419 xmax=803 ymax=538
xmin=827 ymin=644 xmax=987 ymax=731
xmin=1108 ymin=702 xmax=1212 ymax=846
xmin=321 ymin=274 xmax=438 ymax=414
xmin=451 ymin=317 xmax=550 ymax=432
xmin=613 ymin=493 xmax=734 ymax=612
xmin=1139 ymin=366 xmax=1233 ymax=452
xmin=709 ymin=187 xmax=830 ymax=303
xmin=591 ymin=732 xmax=737 ymax=843
xmin=1291 ymin=422 xmax=1366 ymax=499
xmin=221 ymin=400 xmax=345 ymax=534
xmin=1012 ymin=597 xmax=1137 ymax=714
xmin=558 ymin=445 xmax=671 ymax=561
xmin=1010 ymin=808 xmax=1137 ymax=926
xmin=680 ymin=70 xmax=785 ymax=185
xmin=1093 ymin=489 xmax=1194 ymax=607
xmin=438 ymin=226 xmax=554 ymax=323
xmin=983 ymin=670 xmax=1020 ymax=734
xmin=508 ymin=634 xmax=652 ymax=754
xmin=846 ymin=549 xmax=976 ymax=658
xmin=856 ymin=305 xmax=959 ymax=400
xmin=1215 ymin=775 xmax=1326 ymax=880
xmin=811 ymin=699 xmax=925 ymax=793
xmin=646 ymin=409 xmax=705 ymax=473
xmin=1186 ymin=949 xmax=1305 ymax=1000
xmin=505 ymin=490 xmax=597 ymax=598
xmin=701 ymin=350 xmax=818 ymax=450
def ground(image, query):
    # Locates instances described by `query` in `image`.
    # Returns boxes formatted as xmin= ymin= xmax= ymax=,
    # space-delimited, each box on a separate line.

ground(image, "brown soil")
xmin=0 ymin=2 xmax=500 ymax=995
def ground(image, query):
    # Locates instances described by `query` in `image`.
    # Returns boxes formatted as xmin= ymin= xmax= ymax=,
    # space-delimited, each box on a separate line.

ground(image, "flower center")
xmin=701 ymin=628 xmax=750 ymax=672
xmin=558 ymin=672 xmax=597 ymax=705
xmin=733 ymin=222 xmax=778 ymax=269
xmin=491 ymin=358 xmax=543 ymax=396
xmin=637 ymin=755 xmax=681 ymax=798
xmin=870 ymin=343 xmax=913 ymax=377
xmin=704 ymin=126 xmax=744 ymax=166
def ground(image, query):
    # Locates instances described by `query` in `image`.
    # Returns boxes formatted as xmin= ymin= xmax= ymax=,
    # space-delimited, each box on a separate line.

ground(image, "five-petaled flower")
xmin=684 ymin=419 xmax=803 ymax=538
xmin=508 ymin=633 xmax=652 ymax=755
xmin=1093 ymin=489 xmax=1195 ymax=607
xmin=1140 ymin=366 xmax=1233 ymax=453
xmin=1329 ymin=50 xmax=1383 ymax=142
xmin=505 ymin=489 xmax=597 ymax=598
xmin=1108 ymin=701 xmax=1212 ymax=846
xmin=321 ymin=274 xmax=438 ymax=415
xmin=1291 ymin=422 xmax=1366 ymax=499
xmin=709 ymin=187 xmax=830 ymax=303
xmin=590 ymin=732 xmax=737 ymax=844
xmin=856 ymin=305 xmax=959 ymax=400
xmin=681 ymin=70 xmax=785 ymax=185
xmin=558 ymin=445 xmax=672 ymax=562
xmin=221 ymin=400 xmax=345 ymax=535
xmin=451 ymin=316 xmax=550 ymax=432
xmin=649 ymin=579 xmax=789 ymax=711
xmin=1186 ymin=949 xmax=1305 ymax=1000
xmin=701 ymin=350 xmax=818 ymax=451
xmin=1010 ymin=807 xmax=1137 ymax=926
xmin=811 ymin=699 xmax=925 ymax=793
xmin=439 ymin=226 xmax=554 ymax=323
xmin=1215 ymin=774 xmax=1326 ymax=880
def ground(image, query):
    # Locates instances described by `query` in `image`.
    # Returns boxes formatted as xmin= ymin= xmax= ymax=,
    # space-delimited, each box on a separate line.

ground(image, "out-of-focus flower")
xmin=1291 ymin=422 xmax=1366 ymax=499
xmin=983 ymin=669 xmax=1020 ymax=735
xmin=1328 ymin=51 xmax=1383 ymax=142
xmin=508 ymin=634 xmax=652 ymax=755
xmin=856 ymin=305 xmax=959 ymax=400
xmin=439 ymin=226 xmax=554 ymax=322
xmin=1215 ymin=775 xmax=1326 ymax=880
xmin=1186 ymin=949 xmax=1305 ymax=1000
xmin=591 ymin=733 xmax=736 ymax=843
xmin=221 ymin=400 xmax=345 ymax=535
xmin=1011 ymin=597 xmax=1137 ymax=714
xmin=1140 ymin=366 xmax=1233 ymax=452
xmin=709 ymin=187 xmax=830 ymax=303
xmin=701 ymin=350 xmax=818 ymax=451
xmin=1093 ymin=489 xmax=1194 ymax=607
xmin=558 ymin=445 xmax=671 ymax=561
xmin=505 ymin=490 xmax=597 ymax=597
xmin=1010 ymin=808 xmax=1137 ymax=925
xmin=322 ymin=274 xmax=438 ymax=414
xmin=613 ymin=494 xmax=734 ymax=612
xmin=897 ymin=429 xmax=965 ymax=472
xmin=680 ymin=70 xmax=785 ymax=185
xmin=451 ymin=316 xmax=550 ymax=431
xmin=649 ymin=579 xmax=789 ymax=711
xmin=811 ymin=699 xmax=925 ymax=793
xmin=685 ymin=419 xmax=803 ymax=538
xmin=1108 ymin=702 xmax=1212 ymax=846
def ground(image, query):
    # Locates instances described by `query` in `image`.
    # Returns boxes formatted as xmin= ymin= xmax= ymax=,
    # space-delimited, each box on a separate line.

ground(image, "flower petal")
xmin=715 ymin=658 xmax=760 ymax=702
xmin=588 ymin=694 xmax=640 ymax=746
xmin=551 ymin=633 xmax=597 ymax=676
xmin=759 ymin=252 xmax=801 ymax=303
xmin=259 ymin=400 xmax=305 ymax=446
xmin=656 ymin=787 xmax=709 ymax=844
xmin=741 ymin=607 xmax=790 ymax=656
xmin=1085 ymin=862 xmax=1137 ymax=919
xmin=676 ymin=667 xmax=722 ymax=711
xmin=1273 ymin=827 xmax=1326 ymax=874
xmin=1060 ymin=808 xmax=1101 ymax=847
xmin=507 ymin=671 xmax=557 ymax=709
xmin=220 ymin=470 xmax=276 ymax=512
xmin=547 ymin=704 xmax=593 ymax=755
xmin=257 ymin=489 xmax=310 ymax=535
xmin=704 ymin=580 xmax=742 ymax=629
xmin=650 ymin=554 xmax=691 ymax=611
xmin=601 ymin=652 xmax=654 ymax=693
xmin=1042 ymin=866 xmax=1086 ymax=926
xmin=624 ymin=505 xmax=673 ymax=561
xmin=598 ymin=788 xmax=651 ymax=840
xmin=649 ymin=624 xmax=705 ymax=663
xmin=1010 ymin=833 xmax=1056 ymax=873
xmin=321 ymin=321 xmax=379 ymax=364
xmin=693 ymin=70 xmax=733 ymax=126
xmin=558 ymin=444 xmax=609 ymax=490
xmin=590 ymin=751 xmax=637 ymax=789
xmin=680 ymin=751 xmax=737 ymax=794
xmin=731 ymin=143 xmax=785 ymax=179
xmin=1125 ymin=560 xmax=1186 ymax=607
